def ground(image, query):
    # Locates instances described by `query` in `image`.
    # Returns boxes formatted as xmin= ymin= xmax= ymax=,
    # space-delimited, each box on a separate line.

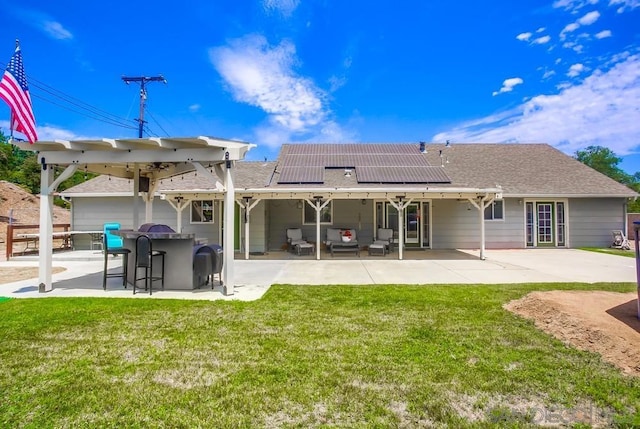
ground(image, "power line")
xmin=145 ymin=109 xmax=170 ymax=136
xmin=0 ymin=60 xmax=136 ymax=129
xmin=121 ymin=75 xmax=166 ymax=138
xmin=31 ymin=93 xmax=137 ymax=131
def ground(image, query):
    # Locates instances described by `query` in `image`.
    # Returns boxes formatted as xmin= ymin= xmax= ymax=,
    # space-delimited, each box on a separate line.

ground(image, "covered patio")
xmin=13 ymin=136 xmax=255 ymax=295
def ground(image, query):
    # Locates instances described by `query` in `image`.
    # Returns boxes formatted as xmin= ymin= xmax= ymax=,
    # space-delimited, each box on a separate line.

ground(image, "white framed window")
xmin=303 ymin=201 xmax=333 ymax=225
xmin=484 ymin=200 xmax=504 ymax=220
xmin=191 ymin=200 xmax=214 ymax=223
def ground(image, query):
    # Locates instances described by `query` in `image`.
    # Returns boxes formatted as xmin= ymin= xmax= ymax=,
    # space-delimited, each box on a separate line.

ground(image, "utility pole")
xmin=121 ymin=75 xmax=166 ymax=138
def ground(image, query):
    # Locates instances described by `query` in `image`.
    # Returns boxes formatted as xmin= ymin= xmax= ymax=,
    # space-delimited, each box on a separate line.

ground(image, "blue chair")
xmin=102 ymin=223 xmax=130 ymax=290
xmin=104 ymin=223 xmax=124 ymax=249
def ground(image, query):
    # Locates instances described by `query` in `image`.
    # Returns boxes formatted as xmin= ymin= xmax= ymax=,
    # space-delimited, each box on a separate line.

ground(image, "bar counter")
xmin=112 ymin=230 xmax=196 ymax=290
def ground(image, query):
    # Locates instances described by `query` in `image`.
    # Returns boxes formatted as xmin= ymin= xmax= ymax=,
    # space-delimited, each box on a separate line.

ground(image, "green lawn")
xmin=1 ymin=283 xmax=639 ymax=428
xmin=581 ymin=247 xmax=636 ymax=258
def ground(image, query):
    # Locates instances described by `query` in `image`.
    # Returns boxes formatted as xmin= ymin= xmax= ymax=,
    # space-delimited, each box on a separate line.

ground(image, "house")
xmin=61 ymin=142 xmax=636 ymax=257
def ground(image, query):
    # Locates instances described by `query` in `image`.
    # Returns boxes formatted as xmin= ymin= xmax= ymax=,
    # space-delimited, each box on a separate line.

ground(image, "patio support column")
xmin=387 ymin=197 xmax=412 ymax=260
xmin=133 ymin=165 xmax=140 ymax=229
xmin=165 ymin=196 xmax=190 ymax=232
xmin=306 ymin=197 xmax=331 ymax=260
xmin=468 ymin=195 xmax=494 ymax=260
xmin=222 ymin=155 xmax=235 ymax=295
xmin=38 ymin=163 xmax=77 ymax=292
xmin=238 ymin=197 xmax=259 ymax=260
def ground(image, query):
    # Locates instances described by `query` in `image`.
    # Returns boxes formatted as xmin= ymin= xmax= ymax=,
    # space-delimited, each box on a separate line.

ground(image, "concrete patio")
xmin=0 ymin=249 xmax=636 ymax=301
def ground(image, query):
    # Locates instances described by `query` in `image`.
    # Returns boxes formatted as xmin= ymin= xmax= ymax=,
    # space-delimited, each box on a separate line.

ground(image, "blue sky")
xmin=1 ymin=0 xmax=639 ymax=172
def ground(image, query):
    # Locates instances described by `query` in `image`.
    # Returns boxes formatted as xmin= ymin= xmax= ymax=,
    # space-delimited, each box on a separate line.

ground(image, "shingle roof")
xmin=62 ymin=144 xmax=637 ymax=197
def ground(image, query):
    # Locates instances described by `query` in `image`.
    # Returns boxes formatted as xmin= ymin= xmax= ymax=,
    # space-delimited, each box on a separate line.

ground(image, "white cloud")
xmin=516 ymin=32 xmax=532 ymax=41
xmin=559 ymin=11 xmax=599 ymax=42
xmin=560 ymin=22 xmax=580 ymax=40
xmin=532 ymin=35 xmax=552 ymax=44
xmin=209 ymin=34 xmax=349 ymax=149
xmin=492 ymin=77 xmax=524 ymax=96
xmin=188 ymin=104 xmax=201 ymax=112
xmin=578 ymin=10 xmax=601 ymax=24
xmin=595 ymin=29 xmax=613 ymax=38
xmin=609 ymin=0 xmax=640 ymax=12
xmin=433 ymin=54 xmax=640 ymax=156
xmin=553 ymin=0 xmax=599 ymax=12
xmin=536 ymin=27 xmax=547 ymax=33
xmin=42 ymin=21 xmax=73 ymax=40
xmin=263 ymin=0 xmax=300 ymax=17
xmin=563 ymin=41 xmax=584 ymax=52
xmin=543 ymin=69 xmax=557 ymax=79
xmin=567 ymin=63 xmax=586 ymax=76
xmin=0 ymin=122 xmax=92 ymax=141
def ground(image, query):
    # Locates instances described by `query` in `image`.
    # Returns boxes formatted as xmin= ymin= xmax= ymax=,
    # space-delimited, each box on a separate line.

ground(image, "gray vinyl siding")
xmin=266 ymin=199 xmax=375 ymax=251
xmin=568 ymin=198 xmax=627 ymax=248
xmin=431 ymin=198 xmax=524 ymax=249
xmin=239 ymin=200 xmax=267 ymax=253
xmin=70 ymin=196 xmax=223 ymax=249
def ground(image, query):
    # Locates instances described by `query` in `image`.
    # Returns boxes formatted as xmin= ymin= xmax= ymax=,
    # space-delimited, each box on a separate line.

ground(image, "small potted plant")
xmin=341 ymin=229 xmax=353 ymax=242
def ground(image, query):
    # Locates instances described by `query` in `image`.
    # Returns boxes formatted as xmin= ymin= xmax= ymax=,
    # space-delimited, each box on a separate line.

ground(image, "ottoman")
xmin=368 ymin=243 xmax=386 ymax=256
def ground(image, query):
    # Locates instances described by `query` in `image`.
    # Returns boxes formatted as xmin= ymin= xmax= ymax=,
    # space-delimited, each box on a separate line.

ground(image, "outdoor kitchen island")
xmin=112 ymin=230 xmax=198 ymax=290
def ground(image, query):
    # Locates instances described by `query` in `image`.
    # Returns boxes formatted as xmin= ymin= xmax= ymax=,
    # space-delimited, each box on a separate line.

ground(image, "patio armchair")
xmin=286 ymin=228 xmax=309 ymax=253
xmin=374 ymin=228 xmax=395 ymax=253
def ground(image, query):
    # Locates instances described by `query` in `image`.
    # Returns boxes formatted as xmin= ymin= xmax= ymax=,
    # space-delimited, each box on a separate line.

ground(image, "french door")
xmin=378 ymin=202 xmax=429 ymax=246
xmin=526 ymin=201 xmax=566 ymax=247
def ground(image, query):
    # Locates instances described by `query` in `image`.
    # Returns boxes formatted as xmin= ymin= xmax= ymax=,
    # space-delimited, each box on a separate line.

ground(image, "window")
xmin=303 ymin=201 xmax=333 ymax=224
xmin=484 ymin=200 xmax=504 ymax=220
xmin=191 ymin=200 xmax=214 ymax=223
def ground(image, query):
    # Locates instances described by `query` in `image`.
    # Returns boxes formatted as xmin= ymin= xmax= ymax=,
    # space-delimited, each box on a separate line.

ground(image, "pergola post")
xmin=38 ymin=163 xmax=77 ymax=292
xmin=38 ymin=166 xmax=54 ymax=292
xmin=223 ymin=155 xmax=235 ymax=295
xmin=133 ymin=165 xmax=140 ymax=229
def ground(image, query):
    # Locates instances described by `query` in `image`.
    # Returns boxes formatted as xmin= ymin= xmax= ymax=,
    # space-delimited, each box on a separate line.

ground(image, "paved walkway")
xmin=0 ymin=249 xmax=636 ymax=301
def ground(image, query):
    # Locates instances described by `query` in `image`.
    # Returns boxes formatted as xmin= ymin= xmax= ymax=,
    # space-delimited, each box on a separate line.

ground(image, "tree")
xmin=0 ymin=131 xmax=95 ymax=205
xmin=574 ymin=145 xmax=640 ymax=212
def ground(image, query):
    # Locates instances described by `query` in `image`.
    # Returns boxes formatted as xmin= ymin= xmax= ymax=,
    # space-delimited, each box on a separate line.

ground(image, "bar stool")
xmin=102 ymin=233 xmax=130 ymax=290
xmin=133 ymin=235 xmax=166 ymax=295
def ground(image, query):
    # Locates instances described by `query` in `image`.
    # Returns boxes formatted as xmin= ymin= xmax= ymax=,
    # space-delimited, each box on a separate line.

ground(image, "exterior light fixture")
xmin=445 ymin=140 xmax=451 ymax=148
xmin=419 ymin=141 xmax=427 ymax=154
xmin=344 ymin=169 xmax=352 ymax=178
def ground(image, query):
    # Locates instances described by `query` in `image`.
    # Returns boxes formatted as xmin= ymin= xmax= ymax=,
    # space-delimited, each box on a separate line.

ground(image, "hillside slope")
xmin=0 ymin=180 xmax=70 ymax=259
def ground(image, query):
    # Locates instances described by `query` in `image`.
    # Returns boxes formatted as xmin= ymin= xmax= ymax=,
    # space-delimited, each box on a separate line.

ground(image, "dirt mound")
xmin=0 ymin=180 xmax=70 ymax=260
xmin=505 ymin=290 xmax=640 ymax=377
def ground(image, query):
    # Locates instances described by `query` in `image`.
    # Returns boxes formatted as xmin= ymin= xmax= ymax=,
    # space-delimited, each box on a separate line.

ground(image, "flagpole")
xmin=7 ymin=40 xmax=19 ymax=143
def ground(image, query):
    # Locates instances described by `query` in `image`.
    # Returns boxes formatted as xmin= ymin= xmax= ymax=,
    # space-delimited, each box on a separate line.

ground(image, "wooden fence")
xmin=5 ymin=223 xmax=71 ymax=259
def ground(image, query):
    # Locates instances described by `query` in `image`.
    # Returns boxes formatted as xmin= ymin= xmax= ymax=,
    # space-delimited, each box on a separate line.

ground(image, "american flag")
xmin=0 ymin=41 xmax=37 ymax=143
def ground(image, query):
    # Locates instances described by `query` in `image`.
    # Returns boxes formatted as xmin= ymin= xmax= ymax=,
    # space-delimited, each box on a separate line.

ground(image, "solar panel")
xmin=356 ymin=166 xmax=451 ymax=183
xmin=277 ymin=144 xmax=452 ymax=184
xmin=277 ymin=166 xmax=324 ymax=184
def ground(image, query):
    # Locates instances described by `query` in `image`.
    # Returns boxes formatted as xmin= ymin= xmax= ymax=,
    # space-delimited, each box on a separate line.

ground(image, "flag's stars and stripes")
xmin=0 ymin=42 xmax=37 ymax=143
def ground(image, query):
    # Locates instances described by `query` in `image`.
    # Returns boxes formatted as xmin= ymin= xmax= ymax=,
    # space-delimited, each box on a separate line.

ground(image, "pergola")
xmin=13 ymin=136 xmax=255 ymax=295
